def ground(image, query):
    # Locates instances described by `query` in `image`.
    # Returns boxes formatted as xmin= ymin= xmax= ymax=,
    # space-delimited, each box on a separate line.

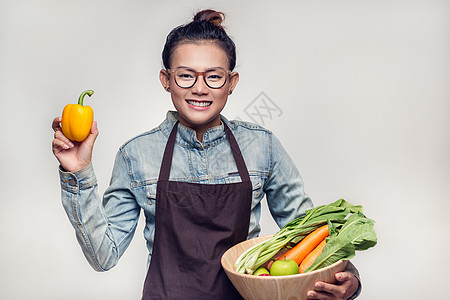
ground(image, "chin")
xmin=179 ymin=110 xmax=221 ymax=128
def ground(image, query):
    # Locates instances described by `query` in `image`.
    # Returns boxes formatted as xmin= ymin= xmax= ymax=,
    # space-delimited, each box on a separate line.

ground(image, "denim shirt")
xmin=59 ymin=111 xmax=313 ymax=272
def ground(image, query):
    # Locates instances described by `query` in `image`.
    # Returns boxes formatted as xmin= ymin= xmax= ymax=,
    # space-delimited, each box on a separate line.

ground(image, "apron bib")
xmin=142 ymin=121 xmax=252 ymax=300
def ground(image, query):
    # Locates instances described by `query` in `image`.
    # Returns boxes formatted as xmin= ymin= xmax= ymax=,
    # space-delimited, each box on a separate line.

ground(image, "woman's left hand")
xmin=306 ymin=271 xmax=359 ymax=300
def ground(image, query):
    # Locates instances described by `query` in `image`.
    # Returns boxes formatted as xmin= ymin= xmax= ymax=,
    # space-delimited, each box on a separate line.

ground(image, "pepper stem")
xmin=78 ymin=90 xmax=94 ymax=106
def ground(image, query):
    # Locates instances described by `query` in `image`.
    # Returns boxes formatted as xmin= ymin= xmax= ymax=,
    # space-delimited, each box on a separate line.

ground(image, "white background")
xmin=1 ymin=0 xmax=449 ymax=299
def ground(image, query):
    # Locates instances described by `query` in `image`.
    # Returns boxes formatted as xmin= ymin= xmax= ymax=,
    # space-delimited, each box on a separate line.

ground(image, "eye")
xmin=207 ymin=74 xmax=222 ymax=80
xmin=177 ymin=72 xmax=195 ymax=79
xmin=206 ymin=71 xmax=225 ymax=81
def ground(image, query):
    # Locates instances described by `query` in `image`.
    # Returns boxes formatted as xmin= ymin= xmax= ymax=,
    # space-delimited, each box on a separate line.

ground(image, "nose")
xmin=191 ymin=74 xmax=209 ymax=95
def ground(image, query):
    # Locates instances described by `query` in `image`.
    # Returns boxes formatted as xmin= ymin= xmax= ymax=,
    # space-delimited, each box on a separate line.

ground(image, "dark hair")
xmin=162 ymin=9 xmax=236 ymax=71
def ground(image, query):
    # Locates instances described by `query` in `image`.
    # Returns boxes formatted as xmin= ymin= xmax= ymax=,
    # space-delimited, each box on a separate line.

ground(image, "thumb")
xmin=83 ymin=121 xmax=99 ymax=146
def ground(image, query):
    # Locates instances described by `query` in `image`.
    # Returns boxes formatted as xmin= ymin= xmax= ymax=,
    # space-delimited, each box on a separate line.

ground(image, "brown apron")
xmin=142 ymin=121 xmax=252 ymax=300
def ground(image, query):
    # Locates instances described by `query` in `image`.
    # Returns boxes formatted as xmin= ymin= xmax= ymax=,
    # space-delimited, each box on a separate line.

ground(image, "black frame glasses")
xmin=167 ymin=67 xmax=231 ymax=89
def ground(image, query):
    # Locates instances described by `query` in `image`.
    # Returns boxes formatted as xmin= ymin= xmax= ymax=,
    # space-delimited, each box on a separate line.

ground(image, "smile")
xmin=186 ymin=100 xmax=212 ymax=108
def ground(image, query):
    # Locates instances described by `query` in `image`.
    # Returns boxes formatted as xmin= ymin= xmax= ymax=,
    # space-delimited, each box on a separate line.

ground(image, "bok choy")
xmin=234 ymin=199 xmax=376 ymax=274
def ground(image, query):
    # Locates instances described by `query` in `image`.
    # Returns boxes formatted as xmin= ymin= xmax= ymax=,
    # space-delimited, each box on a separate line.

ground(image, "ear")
xmin=160 ymin=69 xmax=170 ymax=91
xmin=228 ymin=72 xmax=239 ymax=94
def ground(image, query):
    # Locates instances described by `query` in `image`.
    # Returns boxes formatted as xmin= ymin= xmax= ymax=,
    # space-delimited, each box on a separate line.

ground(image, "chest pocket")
xmin=225 ymin=174 xmax=263 ymax=200
xmin=146 ymin=182 xmax=200 ymax=208
xmin=145 ymin=183 xmax=157 ymax=206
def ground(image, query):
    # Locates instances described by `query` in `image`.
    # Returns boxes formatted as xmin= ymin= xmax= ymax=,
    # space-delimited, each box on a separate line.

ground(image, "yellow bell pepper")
xmin=61 ymin=90 xmax=94 ymax=142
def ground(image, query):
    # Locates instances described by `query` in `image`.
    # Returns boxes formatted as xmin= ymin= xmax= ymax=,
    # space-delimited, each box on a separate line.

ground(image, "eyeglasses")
xmin=167 ymin=67 xmax=231 ymax=89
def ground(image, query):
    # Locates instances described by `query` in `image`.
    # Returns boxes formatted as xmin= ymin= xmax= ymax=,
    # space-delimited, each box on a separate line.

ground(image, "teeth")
xmin=187 ymin=100 xmax=211 ymax=107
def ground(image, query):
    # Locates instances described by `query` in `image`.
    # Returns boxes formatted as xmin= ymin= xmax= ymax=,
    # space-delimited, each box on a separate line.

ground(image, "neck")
xmin=177 ymin=116 xmax=222 ymax=144
xmin=196 ymin=130 xmax=205 ymax=143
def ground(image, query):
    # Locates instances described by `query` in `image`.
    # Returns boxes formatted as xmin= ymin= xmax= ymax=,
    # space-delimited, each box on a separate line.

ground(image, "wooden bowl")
xmin=221 ymin=235 xmax=347 ymax=300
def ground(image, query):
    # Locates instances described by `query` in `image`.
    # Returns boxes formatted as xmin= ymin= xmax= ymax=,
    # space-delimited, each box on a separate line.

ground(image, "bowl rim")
xmin=221 ymin=234 xmax=347 ymax=279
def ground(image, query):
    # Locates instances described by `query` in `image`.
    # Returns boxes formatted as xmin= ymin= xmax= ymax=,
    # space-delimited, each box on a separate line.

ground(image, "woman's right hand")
xmin=52 ymin=117 xmax=99 ymax=172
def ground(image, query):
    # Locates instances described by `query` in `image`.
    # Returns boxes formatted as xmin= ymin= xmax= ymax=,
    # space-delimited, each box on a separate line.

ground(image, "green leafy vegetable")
xmin=234 ymin=199 xmax=365 ymax=274
xmin=303 ymin=212 xmax=377 ymax=272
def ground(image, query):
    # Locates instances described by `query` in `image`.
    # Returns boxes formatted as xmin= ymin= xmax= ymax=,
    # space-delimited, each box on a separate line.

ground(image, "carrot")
xmin=298 ymin=238 xmax=327 ymax=273
xmin=271 ymin=224 xmax=329 ymax=268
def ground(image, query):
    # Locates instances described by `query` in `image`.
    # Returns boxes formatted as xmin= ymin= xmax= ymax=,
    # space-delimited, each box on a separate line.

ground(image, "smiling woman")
xmin=51 ymin=8 xmax=360 ymax=300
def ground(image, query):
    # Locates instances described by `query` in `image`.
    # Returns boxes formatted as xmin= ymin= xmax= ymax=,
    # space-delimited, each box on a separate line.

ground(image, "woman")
xmin=52 ymin=9 xmax=360 ymax=299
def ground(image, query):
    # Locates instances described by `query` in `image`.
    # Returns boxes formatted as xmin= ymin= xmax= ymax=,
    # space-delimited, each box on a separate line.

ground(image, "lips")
xmin=186 ymin=99 xmax=212 ymax=110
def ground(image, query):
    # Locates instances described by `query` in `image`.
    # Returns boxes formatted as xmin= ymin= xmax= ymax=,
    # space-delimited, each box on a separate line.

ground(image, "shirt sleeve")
xmin=59 ymin=150 xmax=140 ymax=271
xmin=264 ymin=134 xmax=313 ymax=228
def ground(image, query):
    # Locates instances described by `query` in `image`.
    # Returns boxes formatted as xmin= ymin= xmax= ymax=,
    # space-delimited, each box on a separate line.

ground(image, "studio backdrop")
xmin=1 ymin=1 xmax=449 ymax=299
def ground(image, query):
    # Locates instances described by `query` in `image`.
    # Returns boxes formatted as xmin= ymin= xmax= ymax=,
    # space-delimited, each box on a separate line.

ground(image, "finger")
xmin=53 ymin=137 xmax=72 ymax=150
xmin=83 ymin=121 xmax=99 ymax=145
xmin=313 ymin=281 xmax=346 ymax=299
xmin=91 ymin=121 xmax=98 ymax=136
xmin=54 ymin=131 xmax=74 ymax=148
xmin=335 ymin=271 xmax=353 ymax=282
xmin=335 ymin=271 xmax=359 ymax=298
xmin=306 ymin=289 xmax=332 ymax=300
xmin=52 ymin=117 xmax=62 ymax=132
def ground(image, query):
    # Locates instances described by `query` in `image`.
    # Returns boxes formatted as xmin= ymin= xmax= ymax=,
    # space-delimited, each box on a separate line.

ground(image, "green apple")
xmin=269 ymin=259 xmax=299 ymax=276
xmin=253 ymin=267 xmax=270 ymax=276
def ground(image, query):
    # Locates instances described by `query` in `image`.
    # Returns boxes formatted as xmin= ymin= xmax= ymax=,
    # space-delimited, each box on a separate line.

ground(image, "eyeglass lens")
xmin=173 ymin=68 xmax=227 ymax=89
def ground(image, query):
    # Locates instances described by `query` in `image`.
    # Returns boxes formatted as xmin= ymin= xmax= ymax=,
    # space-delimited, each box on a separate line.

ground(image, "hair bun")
xmin=193 ymin=9 xmax=225 ymax=28
xmin=162 ymin=8 xmax=236 ymax=70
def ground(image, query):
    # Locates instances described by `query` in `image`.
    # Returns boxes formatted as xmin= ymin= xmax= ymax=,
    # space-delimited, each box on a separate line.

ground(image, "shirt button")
xmin=68 ymin=179 xmax=76 ymax=186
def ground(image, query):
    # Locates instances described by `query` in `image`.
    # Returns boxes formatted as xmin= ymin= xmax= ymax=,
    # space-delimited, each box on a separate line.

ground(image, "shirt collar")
xmin=160 ymin=111 xmax=231 ymax=148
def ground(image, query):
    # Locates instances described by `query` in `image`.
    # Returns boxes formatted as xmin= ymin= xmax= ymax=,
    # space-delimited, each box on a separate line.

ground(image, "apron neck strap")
xmin=222 ymin=121 xmax=251 ymax=183
xmin=158 ymin=121 xmax=251 ymax=183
